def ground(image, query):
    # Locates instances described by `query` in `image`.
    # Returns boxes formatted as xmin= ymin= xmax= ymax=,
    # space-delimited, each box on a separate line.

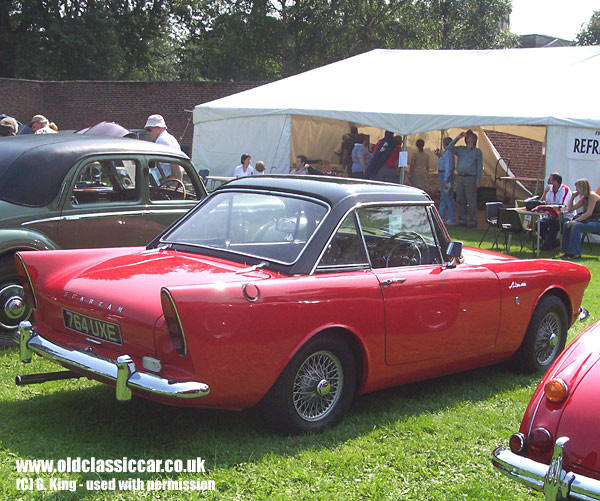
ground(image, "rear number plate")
xmin=62 ymin=309 xmax=122 ymax=345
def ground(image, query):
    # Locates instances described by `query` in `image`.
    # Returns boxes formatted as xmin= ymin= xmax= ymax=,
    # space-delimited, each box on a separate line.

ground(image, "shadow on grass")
xmin=0 ymin=352 xmax=540 ymax=468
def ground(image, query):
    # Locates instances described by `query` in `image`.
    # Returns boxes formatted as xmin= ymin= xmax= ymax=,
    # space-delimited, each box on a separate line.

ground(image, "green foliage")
xmin=576 ymin=10 xmax=600 ymax=46
xmin=0 ymin=0 xmax=175 ymax=80
xmin=1 ymin=0 xmax=519 ymax=81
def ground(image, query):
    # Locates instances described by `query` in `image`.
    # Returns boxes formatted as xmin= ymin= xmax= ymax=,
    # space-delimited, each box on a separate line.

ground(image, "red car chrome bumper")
xmin=492 ymin=437 xmax=600 ymax=500
xmin=17 ymin=321 xmax=210 ymax=402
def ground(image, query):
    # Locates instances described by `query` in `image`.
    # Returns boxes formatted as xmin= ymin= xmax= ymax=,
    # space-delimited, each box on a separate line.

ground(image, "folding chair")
xmin=479 ymin=202 xmax=504 ymax=248
xmin=497 ymin=208 xmax=534 ymax=253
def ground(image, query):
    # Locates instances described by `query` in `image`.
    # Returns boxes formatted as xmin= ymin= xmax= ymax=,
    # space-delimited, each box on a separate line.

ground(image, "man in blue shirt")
xmin=435 ymin=136 xmax=456 ymax=225
xmin=447 ymin=130 xmax=483 ymax=228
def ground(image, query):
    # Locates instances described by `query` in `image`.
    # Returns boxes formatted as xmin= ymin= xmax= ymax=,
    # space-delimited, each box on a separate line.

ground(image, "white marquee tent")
xmin=193 ymin=46 xmax=600 ymax=198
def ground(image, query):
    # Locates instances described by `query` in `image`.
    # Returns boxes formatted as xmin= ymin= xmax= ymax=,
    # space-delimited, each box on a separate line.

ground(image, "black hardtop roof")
xmin=220 ymin=175 xmax=431 ymax=206
xmin=0 ymin=134 xmax=189 ymax=207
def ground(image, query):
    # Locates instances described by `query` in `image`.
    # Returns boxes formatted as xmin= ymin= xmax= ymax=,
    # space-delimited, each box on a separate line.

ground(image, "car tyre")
xmin=259 ymin=335 xmax=357 ymax=434
xmin=515 ymin=295 xmax=568 ymax=373
xmin=0 ymin=254 xmax=31 ymax=343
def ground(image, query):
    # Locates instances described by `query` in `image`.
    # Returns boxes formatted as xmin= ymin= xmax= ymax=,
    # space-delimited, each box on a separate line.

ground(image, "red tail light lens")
xmin=160 ymin=288 xmax=187 ymax=356
xmin=509 ymin=433 xmax=526 ymax=453
xmin=544 ymin=378 xmax=569 ymax=403
xmin=529 ymin=427 xmax=553 ymax=454
xmin=14 ymin=254 xmax=37 ymax=310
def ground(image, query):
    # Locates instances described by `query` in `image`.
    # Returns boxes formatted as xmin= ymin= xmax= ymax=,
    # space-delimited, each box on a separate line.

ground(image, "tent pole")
xmin=534 ymin=128 xmax=548 ymax=195
xmin=400 ymin=135 xmax=408 ymax=184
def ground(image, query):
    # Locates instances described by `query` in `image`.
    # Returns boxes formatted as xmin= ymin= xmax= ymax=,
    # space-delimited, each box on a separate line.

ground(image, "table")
xmin=506 ymin=208 xmax=545 ymax=257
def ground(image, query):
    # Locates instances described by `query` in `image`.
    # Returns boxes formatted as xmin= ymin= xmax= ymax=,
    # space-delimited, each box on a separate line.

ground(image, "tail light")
xmin=160 ymin=288 xmax=187 ymax=356
xmin=529 ymin=427 xmax=553 ymax=454
xmin=509 ymin=433 xmax=526 ymax=453
xmin=14 ymin=254 xmax=38 ymax=310
xmin=544 ymin=378 xmax=569 ymax=403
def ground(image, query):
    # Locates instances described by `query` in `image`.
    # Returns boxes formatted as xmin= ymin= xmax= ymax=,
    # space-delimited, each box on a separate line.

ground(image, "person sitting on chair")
xmin=560 ymin=178 xmax=600 ymax=259
xmin=539 ymin=172 xmax=573 ymax=250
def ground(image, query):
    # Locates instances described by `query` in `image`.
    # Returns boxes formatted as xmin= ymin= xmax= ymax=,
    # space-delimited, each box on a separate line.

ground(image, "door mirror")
xmin=446 ymin=241 xmax=463 ymax=259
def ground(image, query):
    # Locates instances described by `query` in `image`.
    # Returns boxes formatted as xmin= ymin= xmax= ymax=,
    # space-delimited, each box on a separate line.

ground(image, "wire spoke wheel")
xmin=292 ymin=350 xmax=343 ymax=422
xmin=534 ymin=311 xmax=561 ymax=367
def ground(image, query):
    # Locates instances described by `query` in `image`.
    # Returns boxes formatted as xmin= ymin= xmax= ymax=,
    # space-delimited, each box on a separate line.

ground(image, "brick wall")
xmin=484 ymin=130 xmax=546 ymax=194
xmin=0 ymin=79 xmax=264 ymax=150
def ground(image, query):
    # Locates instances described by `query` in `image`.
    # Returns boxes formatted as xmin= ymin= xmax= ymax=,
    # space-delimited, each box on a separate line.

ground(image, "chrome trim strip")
xmin=17 ymin=322 xmax=208 ymax=400
xmin=22 ymin=209 xmax=187 ymax=226
xmin=15 ymin=254 xmax=38 ymax=310
xmin=492 ymin=441 xmax=600 ymax=500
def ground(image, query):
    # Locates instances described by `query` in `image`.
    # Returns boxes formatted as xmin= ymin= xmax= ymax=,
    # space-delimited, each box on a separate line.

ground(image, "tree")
xmin=174 ymin=0 xmax=518 ymax=81
xmin=0 ymin=0 xmax=175 ymax=80
xmin=0 ymin=0 xmax=519 ymax=81
xmin=576 ymin=10 xmax=600 ymax=46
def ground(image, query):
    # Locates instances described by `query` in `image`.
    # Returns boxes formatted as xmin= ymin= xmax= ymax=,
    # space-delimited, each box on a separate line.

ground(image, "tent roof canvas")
xmin=194 ymin=46 xmax=600 ymax=134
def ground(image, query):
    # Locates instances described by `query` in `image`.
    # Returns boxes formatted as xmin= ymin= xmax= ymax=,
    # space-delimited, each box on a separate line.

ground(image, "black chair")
xmin=497 ymin=208 xmax=533 ymax=253
xmin=478 ymin=202 xmax=504 ymax=249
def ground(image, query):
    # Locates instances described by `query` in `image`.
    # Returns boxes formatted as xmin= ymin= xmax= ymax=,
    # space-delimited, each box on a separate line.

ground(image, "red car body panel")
xmin=515 ymin=321 xmax=600 ymax=479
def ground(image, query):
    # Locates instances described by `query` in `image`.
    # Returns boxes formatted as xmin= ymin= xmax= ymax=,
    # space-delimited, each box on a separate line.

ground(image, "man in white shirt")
xmin=539 ymin=172 xmax=573 ymax=250
xmin=145 ymin=114 xmax=183 ymax=183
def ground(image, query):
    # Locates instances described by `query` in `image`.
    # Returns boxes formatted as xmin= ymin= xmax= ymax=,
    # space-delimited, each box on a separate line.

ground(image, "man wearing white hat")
xmin=144 ymin=114 xmax=182 ymax=182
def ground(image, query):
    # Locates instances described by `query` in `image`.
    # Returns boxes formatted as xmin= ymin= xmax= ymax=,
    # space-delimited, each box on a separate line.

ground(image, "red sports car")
xmin=493 ymin=320 xmax=600 ymax=500
xmin=15 ymin=176 xmax=590 ymax=433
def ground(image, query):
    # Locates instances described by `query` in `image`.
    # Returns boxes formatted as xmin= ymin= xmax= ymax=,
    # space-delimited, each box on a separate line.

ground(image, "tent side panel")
xmin=192 ymin=115 xmax=292 ymax=177
xmin=547 ymin=126 xmax=600 ymax=191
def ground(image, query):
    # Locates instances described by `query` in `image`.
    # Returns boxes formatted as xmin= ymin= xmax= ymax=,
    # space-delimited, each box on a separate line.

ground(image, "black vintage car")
xmin=0 ymin=134 xmax=206 ymax=337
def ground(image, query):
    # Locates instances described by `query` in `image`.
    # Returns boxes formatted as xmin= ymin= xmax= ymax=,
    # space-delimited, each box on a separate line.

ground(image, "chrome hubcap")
xmin=5 ymin=297 xmax=25 ymax=319
xmin=534 ymin=312 xmax=561 ymax=366
xmin=293 ymin=350 xmax=343 ymax=422
xmin=316 ymin=379 xmax=330 ymax=396
xmin=0 ymin=283 xmax=31 ymax=331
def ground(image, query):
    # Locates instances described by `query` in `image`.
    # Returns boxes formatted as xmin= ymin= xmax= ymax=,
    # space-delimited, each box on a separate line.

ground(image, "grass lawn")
xmin=0 ymin=228 xmax=598 ymax=500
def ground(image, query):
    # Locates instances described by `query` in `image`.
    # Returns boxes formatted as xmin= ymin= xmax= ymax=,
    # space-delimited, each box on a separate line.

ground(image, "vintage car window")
xmin=357 ymin=205 xmax=441 ymax=268
xmin=317 ymin=212 xmax=368 ymax=269
xmin=163 ymin=191 xmax=328 ymax=264
xmin=148 ymin=160 xmax=199 ymax=201
xmin=72 ymin=159 xmax=139 ymax=204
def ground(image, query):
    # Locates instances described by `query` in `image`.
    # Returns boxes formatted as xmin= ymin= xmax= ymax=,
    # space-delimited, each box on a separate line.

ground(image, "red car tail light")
xmin=14 ymin=254 xmax=38 ymax=310
xmin=160 ymin=288 xmax=187 ymax=356
xmin=544 ymin=378 xmax=569 ymax=403
xmin=529 ymin=427 xmax=553 ymax=454
xmin=509 ymin=433 xmax=526 ymax=453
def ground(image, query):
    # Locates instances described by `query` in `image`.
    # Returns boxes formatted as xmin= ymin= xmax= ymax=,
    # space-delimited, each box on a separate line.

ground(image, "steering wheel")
xmin=380 ymin=231 xmax=426 ymax=267
xmin=385 ymin=241 xmax=422 ymax=267
xmin=158 ymin=179 xmax=187 ymax=200
xmin=385 ymin=230 xmax=427 ymax=247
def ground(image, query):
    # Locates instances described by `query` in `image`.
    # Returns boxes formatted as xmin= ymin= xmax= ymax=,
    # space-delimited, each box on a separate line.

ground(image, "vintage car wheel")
xmin=515 ymin=295 xmax=568 ymax=372
xmin=260 ymin=335 xmax=357 ymax=433
xmin=0 ymin=255 xmax=31 ymax=340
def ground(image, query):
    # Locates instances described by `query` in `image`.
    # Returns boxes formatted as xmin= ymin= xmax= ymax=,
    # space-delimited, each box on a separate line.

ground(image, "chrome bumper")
xmin=17 ymin=321 xmax=210 ymax=402
xmin=493 ymin=438 xmax=600 ymax=500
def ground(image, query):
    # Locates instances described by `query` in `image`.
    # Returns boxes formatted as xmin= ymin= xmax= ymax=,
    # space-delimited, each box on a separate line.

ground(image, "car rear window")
xmin=162 ymin=191 xmax=328 ymax=264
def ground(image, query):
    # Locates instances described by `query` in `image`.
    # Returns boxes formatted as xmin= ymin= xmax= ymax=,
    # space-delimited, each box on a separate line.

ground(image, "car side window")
xmin=318 ymin=212 xmax=368 ymax=269
xmin=148 ymin=160 xmax=198 ymax=202
xmin=72 ymin=159 xmax=139 ymax=205
xmin=357 ymin=205 xmax=441 ymax=268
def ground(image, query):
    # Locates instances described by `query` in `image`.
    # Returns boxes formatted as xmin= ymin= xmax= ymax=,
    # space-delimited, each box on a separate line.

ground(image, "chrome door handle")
xmin=381 ymin=278 xmax=407 ymax=286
